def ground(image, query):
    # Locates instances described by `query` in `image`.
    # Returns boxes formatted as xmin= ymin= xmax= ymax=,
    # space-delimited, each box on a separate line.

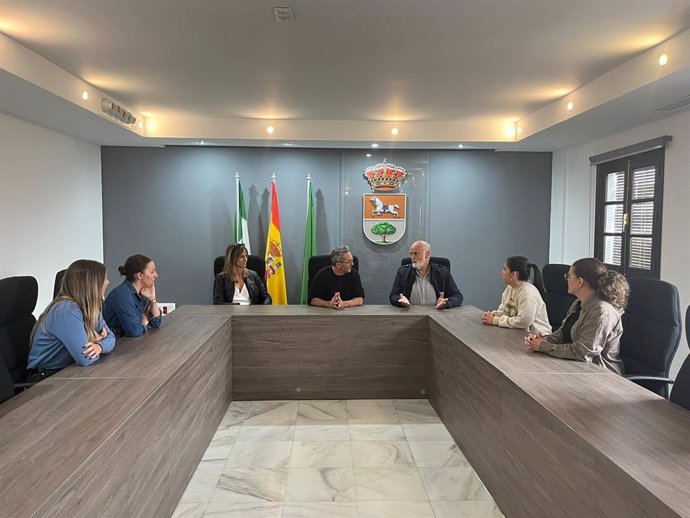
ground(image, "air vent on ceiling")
xmin=652 ymin=94 xmax=690 ymax=112
xmin=101 ymin=98 xmax=137 ymax=125
xmin=273 ymin=7 xmax=295 ymax=22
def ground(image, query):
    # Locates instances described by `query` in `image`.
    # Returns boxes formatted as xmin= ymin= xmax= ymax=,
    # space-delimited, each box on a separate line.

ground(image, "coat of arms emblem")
xmin=362 ymin=160 xmax=407 ymax=245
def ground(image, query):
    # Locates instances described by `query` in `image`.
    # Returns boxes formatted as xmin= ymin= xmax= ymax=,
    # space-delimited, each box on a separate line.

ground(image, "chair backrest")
xmin=542 ymin=264 xmax=576 ymax=331
xmin=0 ymin=355 xmax=15 ymax=405
xmin=621 ymin=278 xmax=681 ymax=397
xmin=0 ymin=276 xmax=38 ymax=384
xmin=307 ymin=255 xmax=360 ymax=293
xmin=214 ymin=255 xmax=266 ymax=280
xmin=400 ymin=256 xmax=451 ymax=271
xmin=54 ymin=268 xmax=67 ymax=298
xmin=670 ymin=306 xmax=690 ymax=410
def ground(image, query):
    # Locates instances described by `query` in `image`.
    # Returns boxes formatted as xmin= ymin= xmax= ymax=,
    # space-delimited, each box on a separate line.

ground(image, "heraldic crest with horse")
xmin=362 ymin=160 xmax=407 ymax=245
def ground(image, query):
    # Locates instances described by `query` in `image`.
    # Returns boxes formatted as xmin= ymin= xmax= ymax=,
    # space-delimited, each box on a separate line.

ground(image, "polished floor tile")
xmin=408 ymin=440 xmax=469 ymax=467
xmin=418 ymin=467 xmax=492 ymax=501
xmin=353 ymin=467 xmax=428 ymax=501
xmin=226 ymin=441 xmax=292 ymax=468
xmin=238 ymin=424 xmax=296 ymax=442
xmin=402 ymin=422 xmax=454 ymax=441
xmin=357 ymin=500 xmax=436 ymax=518
xmin=211 ymin=468 xmax=288 ymax=503
xmin=171 ymin=399 xmax=503 ymax=518
xmin=179 ymin=469 xmax=221 ymax=503
xmin=293 ymin=420 xmax=350 ymax=441
xmin=289 ymin=441 xmax=353 ymax=468
xmin=297 ymin=400 xmax=348 ymax=420
xmin=349 ymin=424 xmax=406 ymax=441
xmin=172 ymin=502 xmax=208 ymax=518
xmin=351 ymin=440 xmax=415 ymax=467
xmin=284 ymin=468 xmax=356 ymax=502
xmin=244 ymin=401 xmax=299 ymax=424
xmin=281 ymin=501 xmax=358 ymax=518
xmin=431 ymin=499 xmax=504 ymax=518
xmin=204 ymin=501 xmax=282 ymax=518
xmin=393 ymin=399 xmax=442 ymax=423
xmin=347 ymin=399 xmax=399 ymax=423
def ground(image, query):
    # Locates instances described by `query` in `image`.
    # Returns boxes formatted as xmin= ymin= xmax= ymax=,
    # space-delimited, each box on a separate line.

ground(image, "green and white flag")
xmin=233 ymin=174 xmax=251 ymax=253
xmin=300 ymin=176 xmax=316 ymax=304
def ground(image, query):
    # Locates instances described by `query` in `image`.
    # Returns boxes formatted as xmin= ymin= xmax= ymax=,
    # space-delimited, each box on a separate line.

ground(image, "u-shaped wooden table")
xmin=1 ymin=305 xmax=689 ymax=517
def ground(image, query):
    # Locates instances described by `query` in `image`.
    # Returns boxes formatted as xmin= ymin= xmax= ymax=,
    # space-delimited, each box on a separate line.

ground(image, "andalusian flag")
xmin=265 ymin=178 xmax=288 ymax=304
xmin=300 ymin=176 xmax=316 ymax=304
xmin=233 ymin=174 xmax=251 ymax=253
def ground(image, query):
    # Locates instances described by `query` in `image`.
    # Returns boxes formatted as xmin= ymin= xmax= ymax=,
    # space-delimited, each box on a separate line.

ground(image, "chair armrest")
xmin=14 ymin=382 xmax=37 ymax=390
xmin=624 ymin=375 xmax=674 ymax=385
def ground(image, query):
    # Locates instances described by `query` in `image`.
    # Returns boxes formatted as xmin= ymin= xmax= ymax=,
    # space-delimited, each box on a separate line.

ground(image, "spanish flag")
xmin=264 ymin=178 xmax=288 ymax=304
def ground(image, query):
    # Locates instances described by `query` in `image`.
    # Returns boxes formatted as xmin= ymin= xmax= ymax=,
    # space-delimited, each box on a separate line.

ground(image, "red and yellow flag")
xmin=264 ymin=179 xmax=288 ymax=304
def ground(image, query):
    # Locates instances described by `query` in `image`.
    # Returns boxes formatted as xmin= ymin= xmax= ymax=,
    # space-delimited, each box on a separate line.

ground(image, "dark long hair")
xmin=572 ymin=258 xmax=629 ymax=309
xmin=223 ymin=243 xmax=248 ymax=280
xmin=118 ymin=254 xmax=152 ymax=282
xmin=506 ymin=256 xmax=547 ymax=301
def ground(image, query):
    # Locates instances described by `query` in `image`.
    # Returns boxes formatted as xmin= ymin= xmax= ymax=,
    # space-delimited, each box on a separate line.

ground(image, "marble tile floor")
xmin=173 ymin=399 xmax=504 ymax=518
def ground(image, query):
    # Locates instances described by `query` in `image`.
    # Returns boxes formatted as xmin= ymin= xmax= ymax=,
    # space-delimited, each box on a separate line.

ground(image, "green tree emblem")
xmin=371 ymin=222 xmax=397 ymax=243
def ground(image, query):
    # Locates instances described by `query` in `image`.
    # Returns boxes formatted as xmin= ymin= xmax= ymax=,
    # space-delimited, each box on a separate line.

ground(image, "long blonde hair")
xmin=31 ymin=260 xmax=107 ymax=343
xmin=222 ymin=243 xmax=248 ymax=280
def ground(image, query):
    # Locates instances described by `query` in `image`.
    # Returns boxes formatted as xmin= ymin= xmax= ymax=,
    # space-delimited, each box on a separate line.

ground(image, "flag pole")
xmin=234 ymin=172 xmax=240 ymax=244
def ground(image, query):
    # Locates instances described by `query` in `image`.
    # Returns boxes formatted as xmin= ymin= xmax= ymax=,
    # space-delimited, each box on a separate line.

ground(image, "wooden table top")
xmin=51 ymin=312 xmax=231 ymax=380
xmin=0 ymin=376 xmax=165 ymax=518
xmin=506 ymin=371 xmax=690 ymax=517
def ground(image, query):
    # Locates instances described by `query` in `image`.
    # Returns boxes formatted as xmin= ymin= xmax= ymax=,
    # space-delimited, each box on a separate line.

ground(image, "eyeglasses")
xmin=564 ymin=273 xmax=574 ymax=281
xmin=340 ymin=259 xmax=354 ymax=265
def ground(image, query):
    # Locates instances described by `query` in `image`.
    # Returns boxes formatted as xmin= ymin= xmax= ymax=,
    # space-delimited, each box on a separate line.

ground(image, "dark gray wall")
xmin=102 ymin=147 xmax=551 ymax=308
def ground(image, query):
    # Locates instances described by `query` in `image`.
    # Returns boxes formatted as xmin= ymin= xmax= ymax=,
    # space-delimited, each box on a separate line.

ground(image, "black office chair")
xmin=0 ymin=276 xmax=38 ymax=386
xmin=307 ymin=255 xmax=360 ymax=293
xmin=620 ymin=278 xmax=681 ymax=398
xmin=0 ymin=356 xmax=15 ymax=404
xmin=400 ymin=256 xmax=451 ymax=271
xmin=213 ymin=254 xmax=266 ymax=280
xmin=53 ymin=268 xmax=67 ymax=298
xmin=627 ymin=305 xmax=690 ymax=411
xmin=0 ymin=355 xmax=34 ymax=403
xmin=542 ymin=264 xmax=576 ymax=331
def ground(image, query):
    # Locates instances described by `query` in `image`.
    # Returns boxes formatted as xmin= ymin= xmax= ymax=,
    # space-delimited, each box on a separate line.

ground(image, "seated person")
xmin=27 ymin=259 xmax=116 ymax=382
xmin=480 ymin=256 xmax=551 ymax=335
xmin=104 ymin=254 xmax=162 ymax=337
xmin=389 ymin=240 xmax=463 ymax=309
xmin=309 ymin=246 xmax=364 ymax=309
xmin=524 ymin=258 xmax=629 ymax=374
xmin=213 ymin=243 xmax=271 ymax=305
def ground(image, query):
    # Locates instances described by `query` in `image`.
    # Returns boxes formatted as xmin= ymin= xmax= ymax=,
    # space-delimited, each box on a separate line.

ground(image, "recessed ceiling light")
xmin=196 ymin=140 xmax=205 ymax=145
xmin=457 ymin=144 xmax=464 ymax=148
xmin=81 ymin=90 xmax=88 ymax=101
xmin=266 ymin=125 xmax=275 ymax=134
xmin=371 ymin=143 xmax=379 ymax=148
xmin=391 ymin=127 xmax=399 ymax=136
xmin=366 ymin=153 xmax=372 ymax=158
xmin=566 ymin=101 xmax=574 ymax=111
xmin=283 ymin=142 xmax=293 ymax=146
xmin=659 ymin=54 xmax=669 ymax=67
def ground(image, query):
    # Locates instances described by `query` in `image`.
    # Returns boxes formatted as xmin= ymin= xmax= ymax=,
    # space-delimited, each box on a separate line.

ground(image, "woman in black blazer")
xmin=213 ymin=244 xmax=272 ymax=305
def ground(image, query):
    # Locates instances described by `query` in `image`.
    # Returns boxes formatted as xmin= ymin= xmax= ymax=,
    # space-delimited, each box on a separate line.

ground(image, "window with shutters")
xmin=594 ymin=148 xmax=664 ymax=279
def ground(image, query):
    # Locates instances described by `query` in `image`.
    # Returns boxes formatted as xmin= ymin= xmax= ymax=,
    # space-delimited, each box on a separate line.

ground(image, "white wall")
xmin=0 ymin=112 xmax=103 ymax=315
xmin=550 ymin=109 xmax=690 ymax=378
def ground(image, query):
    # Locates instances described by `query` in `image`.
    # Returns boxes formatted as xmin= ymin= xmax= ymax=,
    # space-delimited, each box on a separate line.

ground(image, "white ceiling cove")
xmin=0 ymin=0 xmax=689 ymax=149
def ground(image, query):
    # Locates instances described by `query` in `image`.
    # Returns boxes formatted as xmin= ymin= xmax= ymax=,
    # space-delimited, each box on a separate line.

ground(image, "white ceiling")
xmin=0 ymin=0 xmax=689 ymax=149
